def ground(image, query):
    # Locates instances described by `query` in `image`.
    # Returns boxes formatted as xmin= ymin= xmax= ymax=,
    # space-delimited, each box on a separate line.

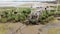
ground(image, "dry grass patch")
xmin=48 ymin=27 xmax=60 ymax=34
xmin=0 ymin=23 xmax=7 ymax=34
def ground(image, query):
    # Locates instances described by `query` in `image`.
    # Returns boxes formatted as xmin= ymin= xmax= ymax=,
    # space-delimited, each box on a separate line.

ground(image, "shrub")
xmin=38 ymin=10 xmax=55 ymax=24
xmin=0 ymin=8 xmax=31 ymax=23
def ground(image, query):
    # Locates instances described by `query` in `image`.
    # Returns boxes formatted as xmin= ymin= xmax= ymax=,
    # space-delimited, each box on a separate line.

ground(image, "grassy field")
xmin=0 ymin=5 xmax=59 ymax=34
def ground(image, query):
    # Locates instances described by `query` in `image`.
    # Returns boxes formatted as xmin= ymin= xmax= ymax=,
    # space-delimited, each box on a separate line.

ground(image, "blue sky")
xmin=0 ymin=0 xmax=56 ymax=2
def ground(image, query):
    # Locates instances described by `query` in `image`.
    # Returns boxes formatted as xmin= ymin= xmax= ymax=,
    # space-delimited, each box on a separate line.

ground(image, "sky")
xmin=0 ymin=0 xmax=56 ymax=2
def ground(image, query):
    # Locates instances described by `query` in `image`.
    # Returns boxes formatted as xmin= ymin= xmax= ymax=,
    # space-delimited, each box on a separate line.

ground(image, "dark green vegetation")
xmin=25 ymin=10 xmax=56 ymax=25
xmin=50 ymin=5 xmax=60 ymax=16
xmin=38 ymin=10 xmax=55 ymax=24
xmin=0 ymin=6 xmax=59 ymax=25
xmin=56 ymin=5 xmax=60 ymax=17
xmin=0 ymin=7 xmax=31 ymax=23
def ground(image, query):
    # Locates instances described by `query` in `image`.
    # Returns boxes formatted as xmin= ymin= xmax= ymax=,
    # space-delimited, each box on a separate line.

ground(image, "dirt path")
xmin=20 ymin=25 xmax=44 ymax=34
xmin=14 ymin=21 xmax=60 ymax=34
xmin=5 ymin=20 xmax=60 ymax=34
xmin=6 ymin=22 xmax=24 ymax=34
